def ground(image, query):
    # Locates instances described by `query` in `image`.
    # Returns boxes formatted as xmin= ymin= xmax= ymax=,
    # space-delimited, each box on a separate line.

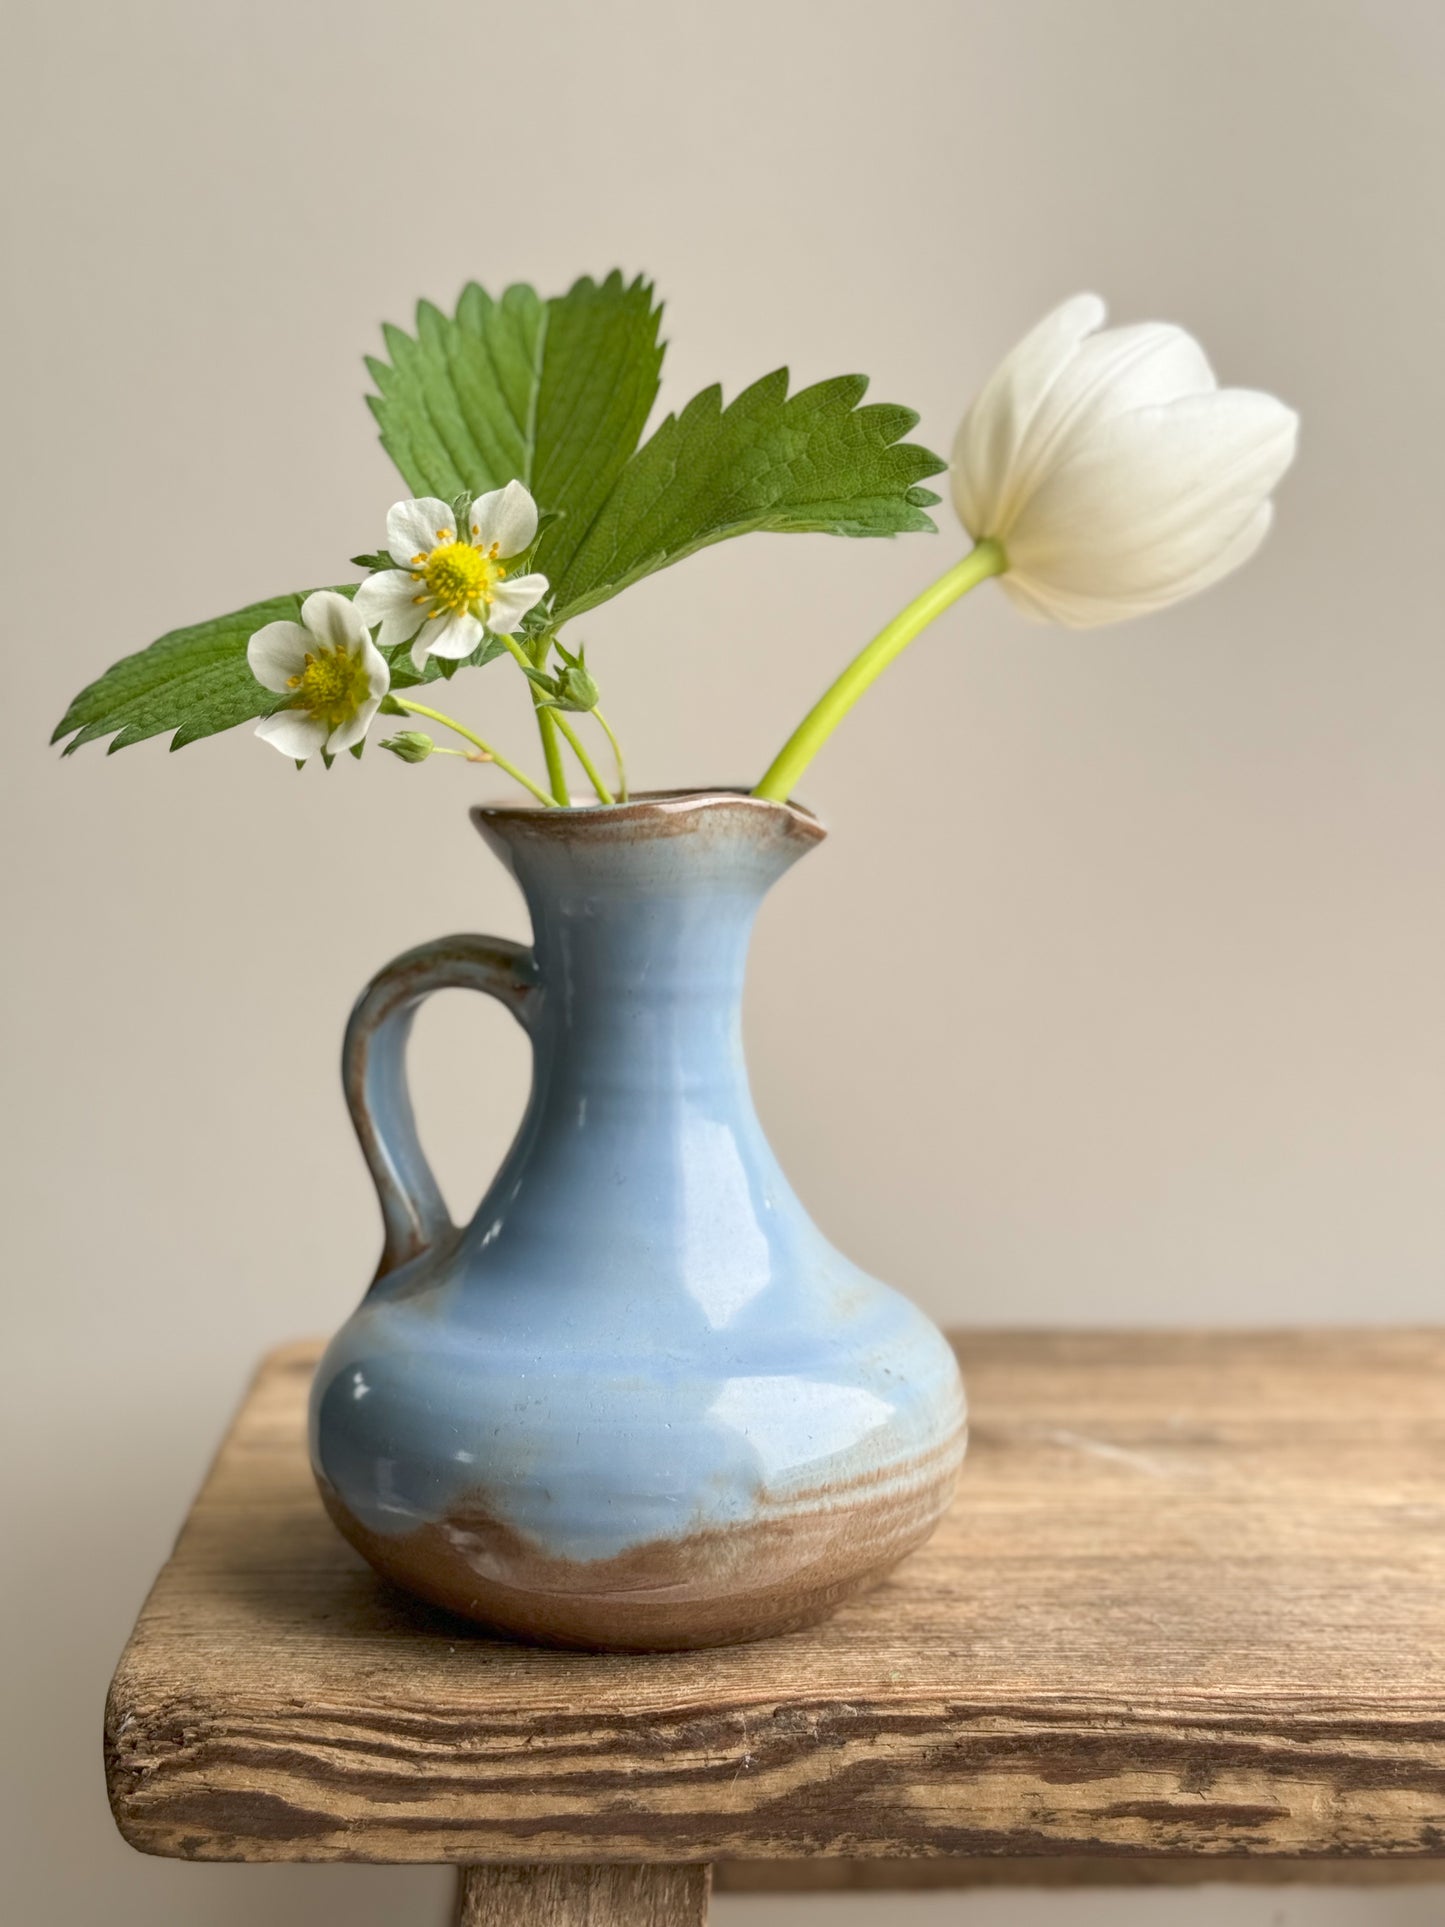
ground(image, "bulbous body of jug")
xmin=310 ymin=792 xmax=966 ymax=1650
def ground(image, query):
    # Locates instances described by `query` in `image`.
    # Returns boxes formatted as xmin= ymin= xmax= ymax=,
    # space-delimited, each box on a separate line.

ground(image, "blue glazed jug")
xmin=311 ymin=791 xmax=966 ymax=1649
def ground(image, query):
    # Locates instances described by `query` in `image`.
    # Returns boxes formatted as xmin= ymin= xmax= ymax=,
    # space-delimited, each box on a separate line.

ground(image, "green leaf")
xmin=50 ymin=587 xmax=497 ymax=756
xmin=366 ymin=271 xmax=665 ymax=588
xmin=549 ymin=370 xmax=948 ymax=622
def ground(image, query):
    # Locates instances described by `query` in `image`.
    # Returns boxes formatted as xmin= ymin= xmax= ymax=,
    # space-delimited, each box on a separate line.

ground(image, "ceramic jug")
xmin=310 ymin=791 xmax=966 ymax=1649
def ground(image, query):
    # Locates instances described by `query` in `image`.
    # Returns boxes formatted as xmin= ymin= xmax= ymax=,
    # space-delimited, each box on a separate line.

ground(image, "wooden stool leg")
xmin=455 ymin=1863 xmax=711 ymax=1925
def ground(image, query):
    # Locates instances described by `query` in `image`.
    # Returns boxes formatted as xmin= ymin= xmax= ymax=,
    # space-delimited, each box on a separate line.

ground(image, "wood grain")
xmin=455 ymin=1863 xmax=709 ymax=1924
xmin=714 ymin=1857 xmax=1445 ymax=1891
xmin=105 ymin=1330 xmax=1445 ymax=1865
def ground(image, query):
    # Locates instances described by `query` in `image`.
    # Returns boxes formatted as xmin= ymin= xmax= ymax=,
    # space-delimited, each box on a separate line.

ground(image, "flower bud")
xmin=381 ymin=730 xmax=436 ymax=763
xmin=552 ymin=662 xmax=601 ymax=711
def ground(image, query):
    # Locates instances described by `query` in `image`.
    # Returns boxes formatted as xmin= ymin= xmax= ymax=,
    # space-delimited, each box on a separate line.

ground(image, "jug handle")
xmin=342 ymin=933 xmax=539 ymax=1284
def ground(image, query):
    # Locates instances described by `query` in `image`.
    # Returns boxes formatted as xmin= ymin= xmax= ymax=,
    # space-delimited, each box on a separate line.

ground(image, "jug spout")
xmin=473 ymin=788 xmax=826 ymax=975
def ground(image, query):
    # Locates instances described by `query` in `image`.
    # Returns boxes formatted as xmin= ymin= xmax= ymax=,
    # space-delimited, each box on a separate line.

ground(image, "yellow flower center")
xmin=288 ymin=645 xmax=370 ymax=725
xmin=418 ymin=539 xmax=504 ymax=616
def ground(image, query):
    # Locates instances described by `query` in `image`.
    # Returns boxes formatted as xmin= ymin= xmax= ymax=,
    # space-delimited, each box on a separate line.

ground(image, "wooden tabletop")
xmin=105 ymin=1330 xmax=1445 ymax=1867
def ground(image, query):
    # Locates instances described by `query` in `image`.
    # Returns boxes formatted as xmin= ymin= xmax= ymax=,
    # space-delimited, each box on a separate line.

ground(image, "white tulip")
xmin=950 ymin=294 xmax=1298 ymax=627
xmin=247 ymin=590 xmax=389 ymax=761
xmin=353 ymin=479 xmax=550 ymax=672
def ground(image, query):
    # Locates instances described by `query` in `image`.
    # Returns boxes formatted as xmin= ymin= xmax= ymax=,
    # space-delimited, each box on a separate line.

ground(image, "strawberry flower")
xmin=247 ymin=591 xmax=389 ymax=761
xmin=353 ymin=481 xmax=550 ymax=671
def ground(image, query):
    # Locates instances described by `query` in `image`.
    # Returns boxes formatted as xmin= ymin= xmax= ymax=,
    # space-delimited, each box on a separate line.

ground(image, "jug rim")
xmin=469 ymin=788 xmax=826 ymax=845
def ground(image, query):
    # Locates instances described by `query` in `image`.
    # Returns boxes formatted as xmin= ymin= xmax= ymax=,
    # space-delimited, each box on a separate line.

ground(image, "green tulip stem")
xmin=391 ymin=698 xmax=557 ymax=807
xmin=751 ymin=540 xmax=1007 ymax=803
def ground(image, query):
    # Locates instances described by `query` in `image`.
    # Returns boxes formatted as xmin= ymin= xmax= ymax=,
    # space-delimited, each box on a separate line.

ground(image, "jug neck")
xmin=472 ymin=790 xmax=825 ymax=1087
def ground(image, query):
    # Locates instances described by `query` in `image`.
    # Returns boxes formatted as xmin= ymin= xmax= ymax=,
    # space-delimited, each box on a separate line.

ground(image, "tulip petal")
xmin=1000 ymin=504 xmax=1274 ymax=627
xmin=247 ymin=620 xmax=311 ymax=693
xmin=951 ymin=294 xmax=1106 ymax=540
xmin=255 ymin=710 xmax=329 ymax=760
xmin=469 ymin=479 xmax=538 ymax=559
xmin=1003 ymin=322 xmax=1217 ymax=519
xmin=1134 ymin=499 xmax=1276 ymax=609
xmin=386 ymin=497 xmax=456 ymax=567
xmin=354 ymin=569 xmax=427 ymax=650
xmin=1007 ymin=390 xmax=1298 ymax=608
xmin=485 ymin=572 xmax=549 ymax=635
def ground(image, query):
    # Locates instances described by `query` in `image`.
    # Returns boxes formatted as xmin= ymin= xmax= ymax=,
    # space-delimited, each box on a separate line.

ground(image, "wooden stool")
xmin=105 ymin=1331 xmax=1445 ymax=1921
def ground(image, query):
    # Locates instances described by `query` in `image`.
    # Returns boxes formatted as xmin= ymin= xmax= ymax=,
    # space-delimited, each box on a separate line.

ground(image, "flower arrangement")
xmin=53 ymin=275 xmax=1297 ymax=803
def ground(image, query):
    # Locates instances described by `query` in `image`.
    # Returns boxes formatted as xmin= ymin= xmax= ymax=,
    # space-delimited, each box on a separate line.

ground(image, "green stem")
xmin=593 ymin=706 xmax=628 ymax=802
xmin=393 ymin=698 xmax=557 ymax=807
xmin=528 ymin=635 xmax=570 ymax=805
xmin=751 ymin=541 xmax=1007 ymax=803
xmin=496 ymin=632 xmax=571 ymax=805
xmin=534 ymin=705 xmax=569 ymax=805
xmin=498 ymin=630 xmax=614 ymax=806
xmin=551 ymin=712 xmax=614 ymax=805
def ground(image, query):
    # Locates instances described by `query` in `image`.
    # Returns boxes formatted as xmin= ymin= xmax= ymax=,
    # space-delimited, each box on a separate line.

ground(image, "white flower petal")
xmin=1151 ymin=498 xmax=1275 ymax=604
xmin=299 ymin=589 xmax=369 ymax=654
xmin=951 ymin=294 xmax=1297 ymax=630
xmin=360 ymin=632 xmax=391 ymax=701
xmin=469 ymin=479 xmax=538 ymax=559
xmin=326 ymin=685 xmax=384 ymax=755
xmin=247 ymin=620 xmax=311 ymax=693
xmin=484 ymin=572 xmax=549 ymax=635
xmin=427 ymin=610 xmax=485 ymax=658
xmin=1002 ymin=503 xmax=1276 ymax=628
xmin=951 ymin=294 xmax=1106 ymax=539
xmin=386 ymin=497 xmax=457 ymax=568
xmin=255 ymin=710 xmax=329 ymax=760
xmin=993 ymin=573 xmax=1066 ymax=624
xmin=1001 ymin=322 xmax=1217 ymax=524
xmin=1008 ymin=389 xmax=1298 ymax=605
xmin=411 ymin=609 xmax=483 ymax=673
xmin=354 ymin=569 xmax=427 ymax=649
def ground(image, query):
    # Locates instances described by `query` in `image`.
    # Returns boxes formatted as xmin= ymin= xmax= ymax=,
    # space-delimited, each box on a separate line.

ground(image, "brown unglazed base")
xmin=317 ymin=1438 xmax=962 ymax=1651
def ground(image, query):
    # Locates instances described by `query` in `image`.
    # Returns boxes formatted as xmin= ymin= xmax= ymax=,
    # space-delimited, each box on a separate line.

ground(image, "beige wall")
xmin=4 ymin=1 xmax=1443 ymax=1921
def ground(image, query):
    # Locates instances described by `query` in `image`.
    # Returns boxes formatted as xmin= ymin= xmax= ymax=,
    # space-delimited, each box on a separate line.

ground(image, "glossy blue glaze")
xmin=310 ymin=792 xmax=966 ymax=1649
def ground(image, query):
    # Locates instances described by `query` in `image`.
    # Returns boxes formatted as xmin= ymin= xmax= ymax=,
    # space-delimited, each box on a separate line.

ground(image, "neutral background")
xmin=3 ymin=1 xmax=1442 ymax=1921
